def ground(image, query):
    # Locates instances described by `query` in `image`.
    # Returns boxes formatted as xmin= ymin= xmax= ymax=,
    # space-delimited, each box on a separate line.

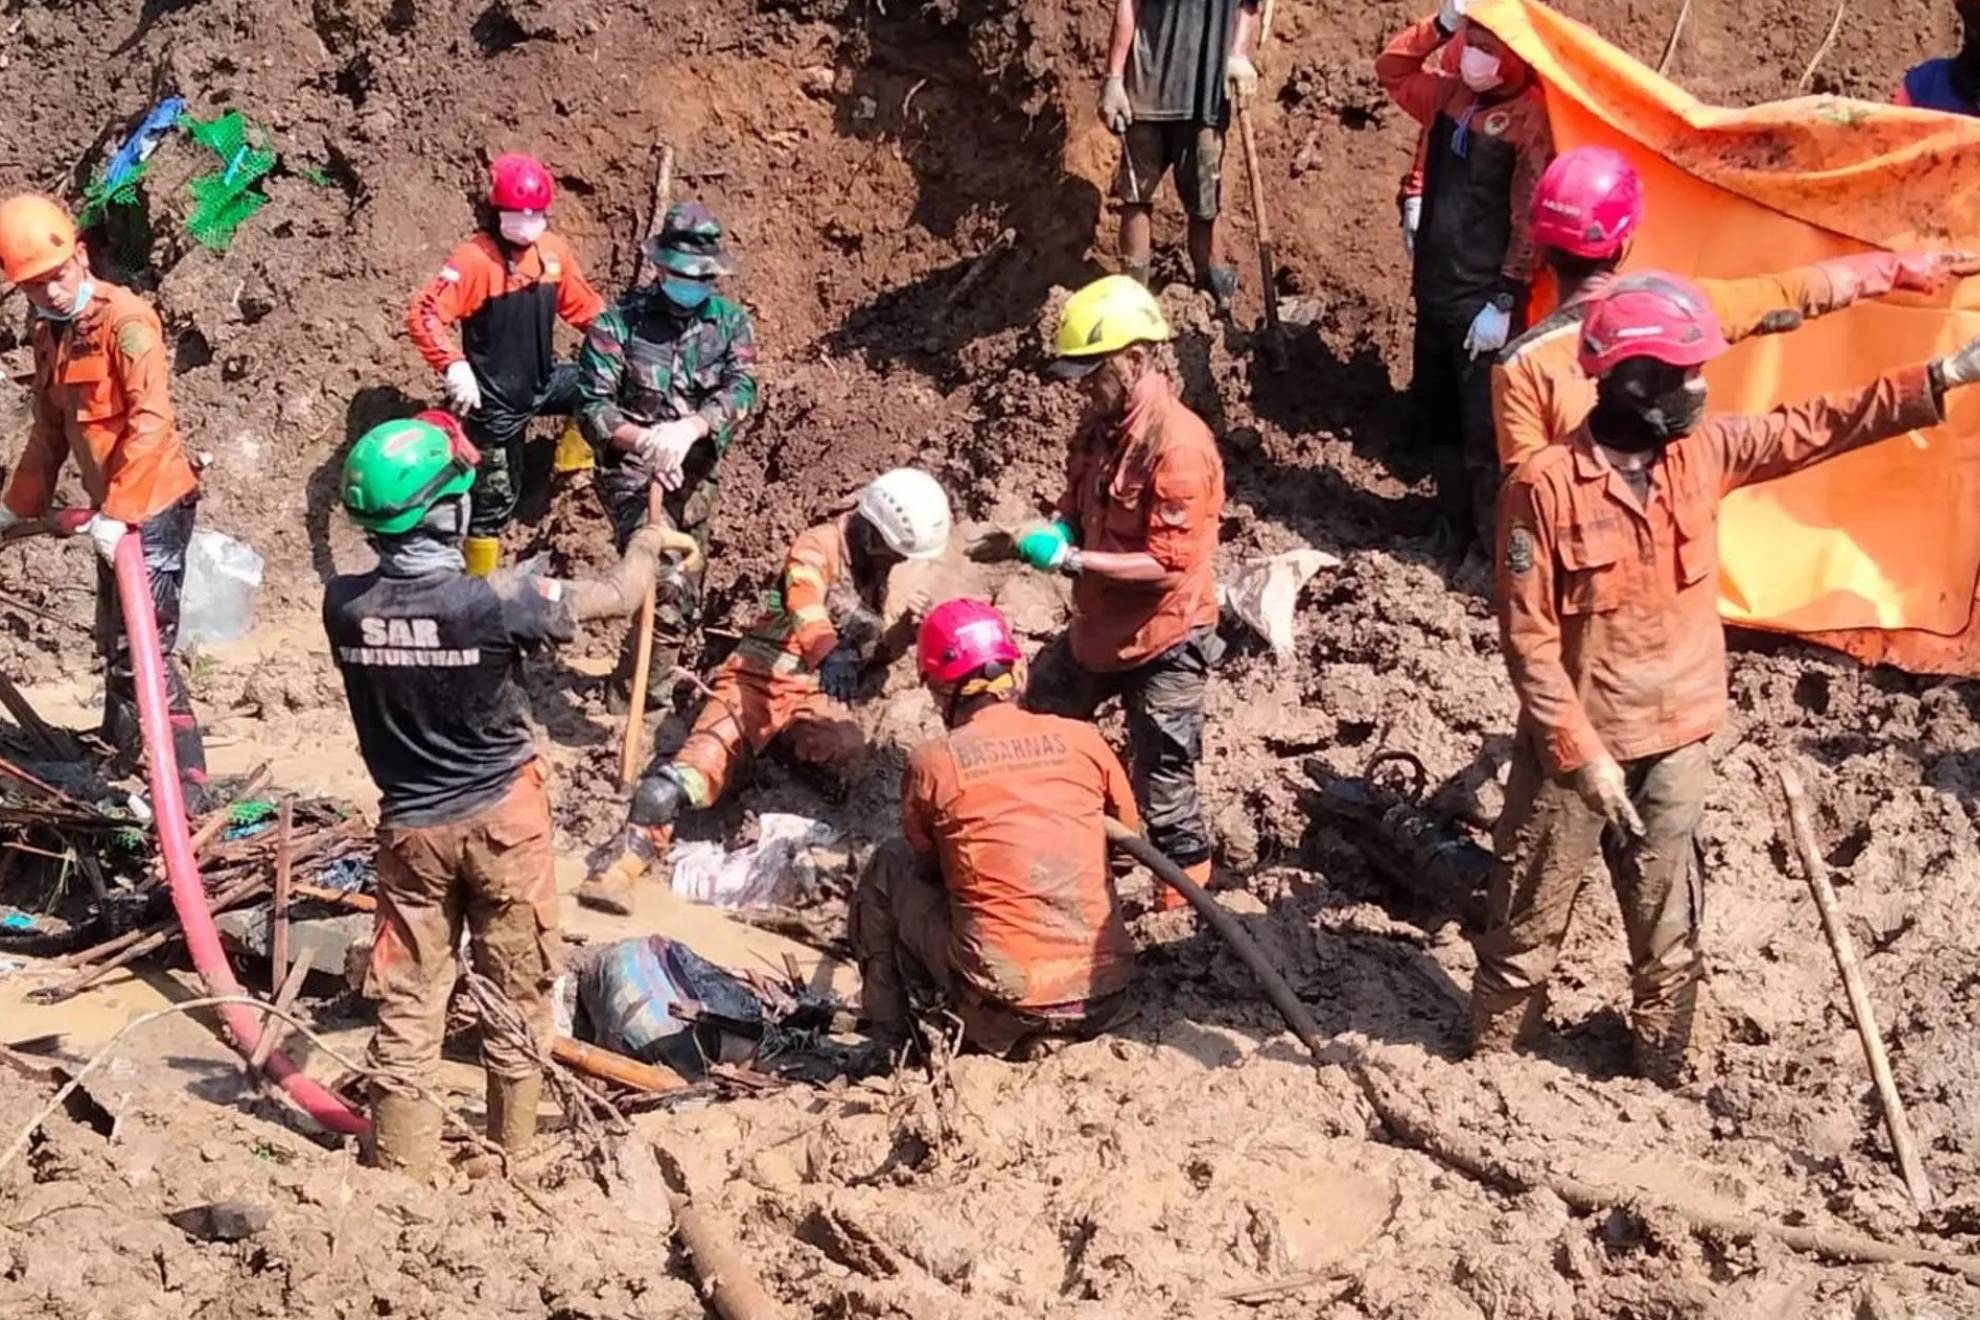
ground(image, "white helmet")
xmin=856 ymin=467 xmax=952 ymax=561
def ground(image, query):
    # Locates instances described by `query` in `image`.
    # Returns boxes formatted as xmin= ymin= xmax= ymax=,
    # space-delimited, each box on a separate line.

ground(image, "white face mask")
xmin=499 ymin=211 xmax=547 ymax=246
xmin=1460 ymin=46 xmax=1504 ymax=92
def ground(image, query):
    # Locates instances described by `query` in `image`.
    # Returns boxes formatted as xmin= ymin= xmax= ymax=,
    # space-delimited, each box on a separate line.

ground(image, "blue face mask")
xmin=660 ymin=277 xmax=712 ymax=311
xmin=34 ymin=279 xmax=94 ymax=322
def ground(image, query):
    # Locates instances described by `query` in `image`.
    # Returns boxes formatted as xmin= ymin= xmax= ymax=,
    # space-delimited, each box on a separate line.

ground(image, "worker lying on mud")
xmin=1897 ymin=1 xmax=1980 ymax=113
xmin=407 ymin=152 xmax=603 ymax=577
xmin=0 ymin=194 xmax=211 ymax=810
xmin=324 ymin=413 xmax=671 ymax=1175
xmin=982 ymin=275 xmax=1224 ymax=913
xmin=1098 ymin=0 xmax=1259 ymax=311
xmin=1378 ymin=0 xmax=1552 ymax=560
xmin=852 ymin=600 xmax=1138 ymax=1054
xmin=1495 ymin=145 xmax=1976 ymax=472
xmin=579 ymin=468 xmax=953 ymax=916
xmin=1479 ymin=272 xmax=1980 ymax=1086
xmin=578 ymin=202 xmax=758 ymax=713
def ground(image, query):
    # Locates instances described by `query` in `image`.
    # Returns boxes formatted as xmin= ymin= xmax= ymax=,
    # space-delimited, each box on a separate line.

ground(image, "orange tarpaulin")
xmin=1472 ymin=0 xmax=1980 ymax=674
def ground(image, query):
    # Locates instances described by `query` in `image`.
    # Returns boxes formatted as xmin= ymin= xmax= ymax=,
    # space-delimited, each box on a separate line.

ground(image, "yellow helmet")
xmin=1049 ymin=274 xmax=1172 ymax=378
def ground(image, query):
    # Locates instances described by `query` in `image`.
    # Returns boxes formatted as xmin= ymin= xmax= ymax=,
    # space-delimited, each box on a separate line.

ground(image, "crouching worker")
xmin=323 ymin=412 xmax=671 ymax=1176
xmin=852 ymin=600 xmax=1139 ymax=1055
xmin=579 ymin=467 xmax=954 ymax=915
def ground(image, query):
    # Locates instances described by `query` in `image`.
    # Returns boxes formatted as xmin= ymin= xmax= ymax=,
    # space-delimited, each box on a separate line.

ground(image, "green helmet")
xmin=340 ymin=416 xmax=476 ymax=534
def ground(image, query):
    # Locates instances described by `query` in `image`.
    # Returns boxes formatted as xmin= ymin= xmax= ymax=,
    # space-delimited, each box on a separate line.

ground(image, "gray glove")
xmin=1937 ymin=332 xmax=1980 ymax=389
xmin=1099 ymin=76 xmax=1133 ymax=134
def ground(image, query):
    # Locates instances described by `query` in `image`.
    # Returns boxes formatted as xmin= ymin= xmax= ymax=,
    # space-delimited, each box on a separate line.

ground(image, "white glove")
xmin=1936 ymin=331 xmax=1980 ymax=389
xmin=1227 ymin=55 xmax=1259 ymax=102
xmin=1438 ymin=0 xmax=1471 ymax=33
xmin=1573 ymin=756 xmax=1646 ymax=837
xmin=636 ymin=419 xmax=705 ymax=492
xmin=442 ymin=360 xmax=483 ymax=416
xmin=80 ymin=514 xmax=128 ymax=563
xmin=1099 ymin=76 xmax=1133 ymax=134
xmin=1464 ymin=301 xmax=1512 ymax=359
xmin=1401 ymin=195 xmax=1423 ymax=259
xmin=0 ymin=506 xmax=19 ymax=534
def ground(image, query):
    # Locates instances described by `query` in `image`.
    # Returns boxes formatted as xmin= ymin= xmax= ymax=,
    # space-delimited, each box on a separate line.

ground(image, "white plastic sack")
xmin=1225 ymin=549 xmax=1340 ymax=659
xmin=671 ymin=812 xmax=842 ymax=909
xmin=180 ymin=529 xmax=265 ymax=646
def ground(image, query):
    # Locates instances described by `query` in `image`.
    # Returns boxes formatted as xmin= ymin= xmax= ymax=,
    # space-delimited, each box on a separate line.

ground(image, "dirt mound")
xmin=7 ymin=0 xmax=1980 ymax=1316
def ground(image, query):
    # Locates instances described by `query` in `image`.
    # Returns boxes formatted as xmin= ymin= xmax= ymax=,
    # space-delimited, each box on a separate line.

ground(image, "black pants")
xmin=1411 ymin=300 xmax=1515 ymax=552
xmin=597 ymin=461 xmax=720 ymax=703
xmin=465 ymin=363 xmax=583 ymax=537
xmin=94 ymin=494 xmax=206 ymax=793
xmin=1024 ymin=628 xmax=1220 ymax=867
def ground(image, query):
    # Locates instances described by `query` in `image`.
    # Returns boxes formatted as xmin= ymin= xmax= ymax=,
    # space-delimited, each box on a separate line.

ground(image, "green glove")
xmin=1016 ymin=520 xmax=1073 ymax=571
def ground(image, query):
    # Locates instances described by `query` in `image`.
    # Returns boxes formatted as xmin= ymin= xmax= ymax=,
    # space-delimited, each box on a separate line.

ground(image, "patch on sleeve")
xmin=533 ymin=577 xmax=564 ymax=602
xmin=439 ymin=265 xmax=462 ymax=283
xmin=1507 ymin=526 xmax=1537 ymax=575
xmin=116 ymin=321 xmax=155 ymax=359
xmin=1155 ymin=499 xmax=1192 ymax=529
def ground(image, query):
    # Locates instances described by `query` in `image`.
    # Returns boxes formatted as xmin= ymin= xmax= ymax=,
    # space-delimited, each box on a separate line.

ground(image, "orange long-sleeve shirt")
xmin=732 ymin=516 xmax=889 ymax=674
xmin=3 ymin=282 xmax=197 ymax=526
xmin=903 ymin=699 xmax=1139 ymax=1010
xmin=1498 ymin=365 xmax=1943 ymax=775
xmin=405 ymin=231 xmax=603 ymax=411
xmin=1057 ymin=373 xmax=1225 ymax=673
xmin=1494 ymin=262 xmax=1909 ymax=472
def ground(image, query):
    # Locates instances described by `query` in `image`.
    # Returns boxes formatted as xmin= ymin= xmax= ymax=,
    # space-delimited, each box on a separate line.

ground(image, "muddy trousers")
xmin=1024 ymin=630 xmax=1218 ymax=868
xmin=849 ymin=839 xmax=1129 ymax=1056
xmin=1471 ymin=736 xmax=1709 ymax=1084
xmin=598 ymin=464 xmax=718 ymax=706
xmin=94 ymin=494 xmax=206 ymax=799
xmin=1411 ymin=301 xmax=1514 ymax=554
xmin=464 ymin=363 xmax=583 ymax=537
xmin=364 ymin=763 xmax=560 ymax=1097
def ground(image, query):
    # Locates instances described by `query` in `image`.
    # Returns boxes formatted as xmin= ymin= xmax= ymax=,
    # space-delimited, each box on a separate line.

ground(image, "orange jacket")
xmin=405 ymin=231 xmax=603 ymax=406
xmin=1497 ymin=365 xmax=1942 ymax=774
xmin=734 ymin=516 xmax=891 ymax=673
xmin=1058 ymin=373 xmax=1225 ymax=672
xmin=903 ymin=699 xmax=1139 ymax=1010
xmin=4 ymin=281 xmax=197 ymax=526
xmin=1493 ymin=264 xmax=1870 ymax=472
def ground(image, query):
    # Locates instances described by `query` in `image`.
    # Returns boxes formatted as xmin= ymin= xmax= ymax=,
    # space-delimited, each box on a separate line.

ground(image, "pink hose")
xmin=113 ymin=532 xmax=369 ymax=1136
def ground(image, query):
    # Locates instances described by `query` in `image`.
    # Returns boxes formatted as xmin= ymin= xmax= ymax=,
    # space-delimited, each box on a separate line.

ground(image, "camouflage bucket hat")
xmin=646 ymin=200 xmax=737 ymax=278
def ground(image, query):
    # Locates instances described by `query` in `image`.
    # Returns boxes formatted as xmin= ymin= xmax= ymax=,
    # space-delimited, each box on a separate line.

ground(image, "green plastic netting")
xmin=182 ymin=111 xmax=276 ymax=252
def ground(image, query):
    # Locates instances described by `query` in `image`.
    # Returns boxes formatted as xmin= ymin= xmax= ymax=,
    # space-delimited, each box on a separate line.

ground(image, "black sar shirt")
xmin=323 ymin=565 xmax=574 ymax=827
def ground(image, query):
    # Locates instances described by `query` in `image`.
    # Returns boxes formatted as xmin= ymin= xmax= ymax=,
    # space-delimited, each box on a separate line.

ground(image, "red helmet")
xmin=917 ymin=599 xmax=1021 ymax=686
xmin=489 ymin=153 xmax=554 ymax=212
xmin=1532 ymin=146 xmax=1643 ymax=260
xmin=1577 ymin=272 xmax=1729 ymax=378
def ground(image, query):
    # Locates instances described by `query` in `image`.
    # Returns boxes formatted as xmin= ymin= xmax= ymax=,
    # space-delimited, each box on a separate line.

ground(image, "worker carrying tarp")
xmin=0 ymin=193 xmax=211 ymax=811
xmin=1479 ymin=272 xmax=1980 ymax=1083
xmin=405 ymin=152 xmax=605 ymax=576
xmin=1468 ymin=0 xmax=1980 ymax=673
xmin=852 ymin=600 xmax=1139 ymax=1055
xmin=324 ymin=412 xmax=671 ymax=1175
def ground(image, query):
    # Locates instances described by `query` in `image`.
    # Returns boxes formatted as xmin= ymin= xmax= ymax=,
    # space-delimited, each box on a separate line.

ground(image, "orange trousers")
xmin=668 ymin=652 xmax=864 ymax=808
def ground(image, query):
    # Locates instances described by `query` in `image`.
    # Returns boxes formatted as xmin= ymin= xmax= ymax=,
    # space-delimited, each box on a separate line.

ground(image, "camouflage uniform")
xmin=576 ymin=202 xmax=758 ymax=700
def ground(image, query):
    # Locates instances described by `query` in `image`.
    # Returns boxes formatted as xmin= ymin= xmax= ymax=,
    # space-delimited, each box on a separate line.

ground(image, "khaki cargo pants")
xmin=849 ymin=839 xmax=1129 ymax=1057
xmin=365 ymin=762 xmax=560 ymax=1090
xmin=1470 ymin=735 xmax=1709 ymax=1082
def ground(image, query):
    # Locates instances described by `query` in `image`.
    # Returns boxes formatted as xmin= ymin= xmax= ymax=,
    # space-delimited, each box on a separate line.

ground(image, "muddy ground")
xmin=4 ymin=0 xmax=1980 ymax=1316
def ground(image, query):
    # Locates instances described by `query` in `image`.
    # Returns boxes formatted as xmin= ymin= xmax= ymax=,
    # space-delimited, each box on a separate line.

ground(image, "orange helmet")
xmin=0 ymin=195 xmax=78 ymax=284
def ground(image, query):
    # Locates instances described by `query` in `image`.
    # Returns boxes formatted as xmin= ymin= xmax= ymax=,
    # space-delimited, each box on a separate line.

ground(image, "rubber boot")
xmin=552 ymin=419 xmax=594 ymax=473
xmin=464 ymin=536 xmax=501 ymax=578
xmin=1632 ymin=980 xmax=1699 ymax=1089
xmin=1203 ymin=264 xmax=1240 ymax=318
xmin=1469 ymin=988 xmax=1545 ymax=1056
xmin=368 ymin=1091 xmax=443 ymax=1178
xmin=1156 ymin=859 xmax=1209 ymax=913
xmin=486 ymin=1071 xmax=544 ymax=1154
xmin=577 ymin=825 xmax=671 ymax=916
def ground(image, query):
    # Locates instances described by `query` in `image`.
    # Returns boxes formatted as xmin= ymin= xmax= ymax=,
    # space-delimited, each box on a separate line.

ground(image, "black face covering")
xmin=1590 ymin=364 xmax=1706 ymax=454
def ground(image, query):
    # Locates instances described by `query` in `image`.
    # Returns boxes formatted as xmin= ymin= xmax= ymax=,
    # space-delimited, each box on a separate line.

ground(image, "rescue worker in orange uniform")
xmin=1378 ymin=0 xmax=1553 ymax=557
xmin=0 ymin=194 xmax=209 ymax=806
xmin=1494 ymin=145 xmax=1976 ymax=473
xmin=1479 ymin=272 xmax=1980 ymax=1084
xmin=406 ymin=152 xmax=604 ymax=575
xmin=852 ymin=600 xmax=1139 ymax=1053
xmin=579 ymin=468 xmax=954 ymax=915
xmin=999 ymin=276 xmax=1225 ymax=912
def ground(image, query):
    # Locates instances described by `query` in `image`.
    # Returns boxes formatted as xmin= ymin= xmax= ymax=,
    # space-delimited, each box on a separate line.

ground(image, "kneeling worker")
xmin=580 ymin=467 xmax=954 ymax=914
xmin=324 ymin=412 xmax=671 ymax=1175
xmin=852 ymin=600 xmax=1139 ymax=1054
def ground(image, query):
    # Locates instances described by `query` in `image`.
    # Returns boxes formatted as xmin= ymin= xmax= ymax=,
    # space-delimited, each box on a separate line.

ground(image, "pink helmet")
xmin=1532 ymin=147 xmax=1643 ymax=260
xmin=917 ymin=599 xmax=1021 ymax=686
xmin=489 ymin=153 xmax=554 ymax=212
xmin=1577 ymin=272 xmax=1729 ymax=378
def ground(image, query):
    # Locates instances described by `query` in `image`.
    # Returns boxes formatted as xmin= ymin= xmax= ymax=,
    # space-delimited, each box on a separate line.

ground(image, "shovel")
xmin=1234 ymin=96 xmax=1287 ymax=370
